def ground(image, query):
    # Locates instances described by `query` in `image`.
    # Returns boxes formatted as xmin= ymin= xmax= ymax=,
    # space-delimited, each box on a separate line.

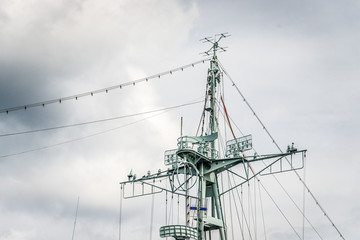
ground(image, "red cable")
xmin=220 ymin=96 xmax=255 ymax=175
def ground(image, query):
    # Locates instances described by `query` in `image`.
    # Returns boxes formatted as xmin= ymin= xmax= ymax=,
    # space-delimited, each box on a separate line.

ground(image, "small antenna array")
xmin=200 ymin=32 xmax=231 ymax=56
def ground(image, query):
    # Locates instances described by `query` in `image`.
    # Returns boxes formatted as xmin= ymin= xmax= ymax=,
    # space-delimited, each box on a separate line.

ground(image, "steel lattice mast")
xmin=119 ymin=34 xmax=306 ymax=240
xmin=197 ymin=34 xmax=227 ymax=240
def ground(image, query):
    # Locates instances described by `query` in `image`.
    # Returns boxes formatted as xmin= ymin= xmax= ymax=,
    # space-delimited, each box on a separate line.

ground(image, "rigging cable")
xmin=248 ymin=182 xmax=252 ymax=239
xmin=257 ymin=180 xmax=267 ymax=240
xmin=119 ymin=185 xmax=123 ymax=240
xmin=0 ymin=100 xmax=203 ymax=137
xmin=219 ymin=61 xmax=343 ymax=239
xmin=248 ymin=179 xmax=259 ymax=240
xmin=217 ymin=100 xmax=323 ymax=239
xmin=221 ymin=96 xmax=304 ymax=239
xmin=177 ymin=194 xmax=180 ymax=225
xmin=220 ymin=172 xmax=228 ymax=238
xmin=165 ymin=180 xmax=168 ymax=227
xmin=0 ymin=59 xmax=210 ymax=115
xmin=218 ymin=100 xmax=320 ymax=239
xmin=253 ymin=177 xmax=258 ymax=240
xmin=241 ymin=185 xmax=244 ymax=239
xmin=196 ymin=84 xmax=209 ymax=136
xmin=219 ymin=96 xmax=251 ymax=238
xmin=227 ymin=171 xmax=240 ymax=240
xmin=219 ymin=96 xmax=302 ymax=239
xmin=219 ymin=84 xmax=229 ymax=238
xmin=302 ymin=153 xmax=307 ymax=240
xmin=0 ymin=99 xmax=202 ymax=159
xmin=259 ymin=179 xmax=302 ymax=240
xmin=168 ymin=193 xmax=174 ymax=225
xmin=228 ymin=171 xmax=251 ymax=240
xmin=0 ymin=109 xmax=170 ymax=159
xmin=150 ymin=193 xmax=155 ymax=240
xmin=72 ymin=196 xmax=80 ymax=240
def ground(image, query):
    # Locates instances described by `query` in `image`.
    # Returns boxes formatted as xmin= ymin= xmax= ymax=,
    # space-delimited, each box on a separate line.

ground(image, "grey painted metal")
xmin=199 ymin=34 xmax=227 ymax=240
xmin=212 ymin=175 xmax=226 ymax=238
xmin=226 ymin=135 xmax=252 ymax=157
xmin=185 ymin=156 xmax=191 ymax=227
xmin=198 ymin=164 xmax=206 ymax=240
xmin=119 ymin=34 xmax=307 ymax=240
xmin=160 ymin=225 xmax=197 ymax=240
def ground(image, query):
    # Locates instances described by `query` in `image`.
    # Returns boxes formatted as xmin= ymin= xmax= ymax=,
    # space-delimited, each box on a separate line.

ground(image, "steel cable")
xmin=0 ymin=110 xmax=168 ymax=159
xmin=217 ymin=98 xmax=324 ymax=239
xmin=0 ymin=59 xmax=210 ymax=115
xmin=0 ymin=100 xmax=202 ymax=137
xmin=219 ymin=60 xmax=342 ymax=240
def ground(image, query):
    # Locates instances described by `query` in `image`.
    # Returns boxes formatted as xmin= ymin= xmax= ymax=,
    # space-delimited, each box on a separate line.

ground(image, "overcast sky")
xmin=0 ymin=0 xmax=359 ymax=240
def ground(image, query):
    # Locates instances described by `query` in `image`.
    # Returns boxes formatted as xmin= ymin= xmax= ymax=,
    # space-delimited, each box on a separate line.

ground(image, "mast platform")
xmin=160 ymin=225 xmax=197 ymax=240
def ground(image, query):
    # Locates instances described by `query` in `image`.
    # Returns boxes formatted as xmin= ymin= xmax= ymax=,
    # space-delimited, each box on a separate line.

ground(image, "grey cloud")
xmin=0 ymin=0 xmax=358 ymax=239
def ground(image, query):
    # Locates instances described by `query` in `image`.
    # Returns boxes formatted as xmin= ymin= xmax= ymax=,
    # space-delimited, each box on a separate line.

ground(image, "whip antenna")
xmin=72 ymin=197 xmax=80 ymax=240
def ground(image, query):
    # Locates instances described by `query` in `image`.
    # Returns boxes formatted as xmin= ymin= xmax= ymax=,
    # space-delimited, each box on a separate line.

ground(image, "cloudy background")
xmin=0 ymin=0 xmax=359 ymax=239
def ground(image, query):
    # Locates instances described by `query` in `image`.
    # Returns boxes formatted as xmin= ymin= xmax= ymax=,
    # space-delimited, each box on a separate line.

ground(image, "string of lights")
xmin=0 ymin=58 xmax=210 ymax=115
xmin=0 ymin=100 xmax=203 ymax=137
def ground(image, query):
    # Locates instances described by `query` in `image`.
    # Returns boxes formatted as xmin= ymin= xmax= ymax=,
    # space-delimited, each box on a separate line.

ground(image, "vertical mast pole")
xmin=198 ymin=42 xmax=218 ymax=240
xmin=210 ymin=42 xmax=218 ymax=154
xmin=210 ymin=41 xmax=227 ymax=240
xmin=198 ymin=34 xmax=229 ymax=240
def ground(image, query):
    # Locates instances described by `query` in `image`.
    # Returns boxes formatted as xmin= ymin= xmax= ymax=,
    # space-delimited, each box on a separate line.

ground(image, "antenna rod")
xmin=181 ymin=117 xmax=183 ymax=137
xmin=72 ymin=196 xmax=80 ymax=240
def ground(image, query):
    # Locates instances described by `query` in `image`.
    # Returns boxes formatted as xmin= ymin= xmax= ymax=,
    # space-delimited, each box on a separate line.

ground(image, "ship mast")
xmin=197 ymin=34 xmax=228 ymax=240
xmin=119 ymin=34 xmax=306 ymax=240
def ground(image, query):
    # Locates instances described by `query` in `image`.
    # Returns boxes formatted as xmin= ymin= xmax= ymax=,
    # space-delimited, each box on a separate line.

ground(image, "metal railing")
xmin=159 ymin=225 xmax=197 ymax=240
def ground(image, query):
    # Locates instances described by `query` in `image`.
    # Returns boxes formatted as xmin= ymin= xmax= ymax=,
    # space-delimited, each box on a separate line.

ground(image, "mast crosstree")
xmin=119 ymin=34 xmax=306 ymax=240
